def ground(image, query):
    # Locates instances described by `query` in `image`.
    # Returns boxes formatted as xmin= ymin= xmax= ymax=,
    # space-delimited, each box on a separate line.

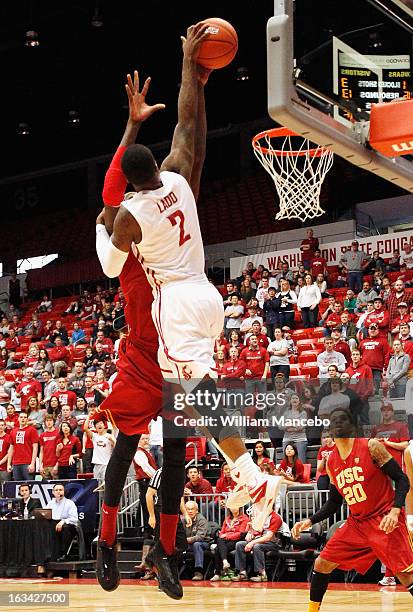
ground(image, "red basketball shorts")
xmin=99 ymin=338 xmax=163 ymax=436
xmin=320 ymin=510 xmax=413 ymax=575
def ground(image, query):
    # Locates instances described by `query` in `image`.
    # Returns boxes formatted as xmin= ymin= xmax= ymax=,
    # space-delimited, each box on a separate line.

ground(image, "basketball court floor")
xmin=0 ymin=580 xmax=410 ymax=611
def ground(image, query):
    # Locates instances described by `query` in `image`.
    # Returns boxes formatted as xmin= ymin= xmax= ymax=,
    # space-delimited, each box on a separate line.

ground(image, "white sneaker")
xmin=226 ymin=483 xmax=251 ymax=511
xmin=249 ymin=475 xmax=283 ymax=532
xmin=210 ymin=574 xmax=220 ymax=582
xmin=378 ymin=576 xmax=396 ymax=586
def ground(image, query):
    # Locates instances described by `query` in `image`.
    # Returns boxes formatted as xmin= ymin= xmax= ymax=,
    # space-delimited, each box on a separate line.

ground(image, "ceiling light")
xmin=91 ymin=7 xmax=103 ymax=28
xmin=25 ymin=30 xmax=39 ymax=47
xmin=236 ymin=67 xmax=249 ymax=81
xmin=68 ymin=110 xmax=80 ymax=125
xmin=17 ymin=122 xmax=30 ymax=135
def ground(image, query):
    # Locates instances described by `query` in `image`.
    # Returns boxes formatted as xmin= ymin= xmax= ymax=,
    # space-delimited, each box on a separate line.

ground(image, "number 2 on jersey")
xmin=167 ymin=210 xmax=191 ymax=247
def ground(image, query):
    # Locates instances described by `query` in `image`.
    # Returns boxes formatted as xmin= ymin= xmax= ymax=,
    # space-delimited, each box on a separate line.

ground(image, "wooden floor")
xmin=0 ymin=579 xmax=411 ymax=611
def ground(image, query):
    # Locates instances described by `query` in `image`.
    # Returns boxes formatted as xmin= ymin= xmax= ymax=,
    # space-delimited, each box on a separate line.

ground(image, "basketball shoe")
xmin=248 ymin=474 xmax=283 ymax=531
xmin=146 ymin=541 xmax=183 ymax=600
xmin=96 ymin=540 xmax=120 ymax=592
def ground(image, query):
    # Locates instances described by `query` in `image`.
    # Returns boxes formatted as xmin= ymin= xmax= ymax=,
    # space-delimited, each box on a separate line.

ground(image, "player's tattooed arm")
xmin=368 ymin=437 xmax=393 ymax=467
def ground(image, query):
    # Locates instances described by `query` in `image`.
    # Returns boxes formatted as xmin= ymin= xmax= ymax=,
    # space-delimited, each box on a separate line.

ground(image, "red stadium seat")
xmin=309 ymin=327 xmax=326 ymax=338
xmin=298 ymin=350 xmax=320 ymax=363
xmin=185 ymin=437 xmax=207 ymax=462
xmin=296 ymin=339 xmax=316 ymax=353
xmin=301 ymin=363 xmax=319 ymax=378
xmin=291 ymin=329 xmax=308 ymax=341
xmin=289 ymin=364 xmax=302 ymax=376
xmin=302 ymin=463 xmax=312 ymax=483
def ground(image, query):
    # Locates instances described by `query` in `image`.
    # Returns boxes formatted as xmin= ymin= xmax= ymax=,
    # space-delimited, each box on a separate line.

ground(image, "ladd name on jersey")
xmin=156 ymin=191 xmax=178 ymax=213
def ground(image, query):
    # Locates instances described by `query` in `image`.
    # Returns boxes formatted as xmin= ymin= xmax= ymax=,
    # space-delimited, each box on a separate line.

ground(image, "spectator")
xmin=276 ymin=279 xmax=297 ymax=328
xmin=278 ymin=443 xmax=305 ymax=483
xmin=316 ymin=431 xmax=335 ymax=490
xmin=149 ymin=416 xmax=163 ymax=468
xmin=364 ymin=297 xmax=389 ymax=337
xmin=359 ymin=324 xmax=390 ymax=394
xmin=0 ymin=375 xmax=11 ymax=411
xmin=48 ymin=337 xmax=70 ymax=378
xmin=49 ymin=321 xmax=69 ymax=346
xmin=36 ymin=349 xmax=53 ymax=379
xmin=339 ymin=240 xmax=369 ymax=293
xmin=133 ymin=433 xmax=158 ymax=537
xmin=252 ymin=265 xmax=265 ymax=284
xmin=184 ymin=466 xmax=213 ymax=496
xmin=41 ymin=319 xmax=54 ymax=343
xmin=318 ymin=378 xmax=351 ymax=419
xmin=256 ymin=278 xmax=271 ymax=310
xmin=311 ymin=250 xmax=327 ymax=279
xmin=208 ymin=462 xmax=236 ymax=520
xmin=83 ymin=414 xmax=115 ymax=482
xmin=330 ymin=327 xmax=351 ymax=366
xmin=16 ymin=367 xmax=42 ymax=409
xmin=232 ymin=510 xmax=282 ymax=582
xmin=387 ymin=280 xmax=411 ymax=329
xmin=26 ymin=396 xmax=46 ymax=433
xmin=300 ymin=229 xmax=319 ymax=270
xmin=363 ymin=250 xmax=385 ymax=274
xmin=47 ymin=395 xmax=62 ymax=420
xmin=355 ymin=281 xmax=378 ymax=313
xmin=67 ymin=361 xmax=87 ymax=394
xmin=400 ymin=244 xmax=413 ymax=269
xmin=102 ymin=354 xmax=117 ymax=380
xmin=5 ymin=328 xmax=20 ymax=352
xmin=39 ymin=414 xmax=59 ymax=479
xmin=244 ymin=321 xmax=269 ymax=349
xmin=82 ymin=375 xmax=103 ymax=406
xmin=380 ymin=276 xmax=393 ymax=304
xmin=51 ymin=377 xmax=77 ymax=410
xmin=267 ymin=328 xmax=290 ymax=383
xmin=5 ymin=403 xmax=19 ymax=433
xmin=319 ymin=296 xmax=336 ymax=328
xmin=0 ymin=348 xmax=9 ymax=370
xmin=227 ymin=330 xmax=243 ymax=353
xmin=37 ymin=294 xmax=52 ymax=313
xmin=7 ymin=412 xmax=39 ymax=481
xmin=314 ymin=273 xmax=329 ymax=299
xmin=210 ymin=508 xmax=249 ymax=581
xmin=239 ymin=278 xmax=256 ymax=303
xmin=8 ymin=274 xmax=21 ymax=308
xmin=55 ymin=405 xmax=78 ymax=432
xmin=70 ymin=323 xmax=86 ymax=345
xmin=371 ymin=401 xmax=409 ymax=466
xmin=356 ymin=300 xmax=375 ymax=339
xmin=24 ymin=314 xmax=43 ymax=339
xmin=0 ymin=419 xmax=11 ymax=484
xmin=184 ymin=500 xmax=209 ymax=581
xmin=72 ymin=396 xmax=88 ymax=441
xmin=372 ymin=270 xmax=384 ymax=294
xmin=18 ymin=483 xmax=41 ymax=517
xmin=317 ymin=337 xmax=347 ymax=379
xmin=46 ymin=483 xmax=79 ymax=562
xmin=93 ymin=330 xmax=114 ymax=354
xmin=280 ymin=394 xmax=308 ymax=462
xmin=386 ymin=249 xmax=401 ymax=272
xmin=275 ymin=262 xmax=295 ymax=287
xmin=56 ymin=421 xmax=82 ymax=479
xmin=385 ymin=339 xmax=410 ymax=398
xmin=252 ymin=441 xmax=276 ymax=471
xmin=24 ymin=344 xmax=40 ymax=369
xmin=343 ymin=289 xmax=357 ymax=313
xmin=263 ymin=287 xmax=279 ymax=340
xmin=240 ymin=306 xmax=264 ymax=335
xmin=297 ymin=274 xmax=321 ymax=329
xmin=222 ymin=281 xmax=240 ymax=309
xmin=346 ymin=349 xmax=374 ymax=424
xmin=391 ymin=302 xmax=410 ymax=335
xmin=240 ymin=334 xmax=269 ymax=397
xmin=323 ymin=302 xmax=344 ymax=336
xmin=294 ymin=277 xmax=305 ymax=298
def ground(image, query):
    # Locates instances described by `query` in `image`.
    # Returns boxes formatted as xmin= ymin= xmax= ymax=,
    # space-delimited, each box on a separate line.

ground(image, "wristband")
xmin=102 ymin=146 xmax=128 ymax=207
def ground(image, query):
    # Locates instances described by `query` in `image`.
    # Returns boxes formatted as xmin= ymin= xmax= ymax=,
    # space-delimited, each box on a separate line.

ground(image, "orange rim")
xmin=252 ymin=127 xmax=329 ymax=158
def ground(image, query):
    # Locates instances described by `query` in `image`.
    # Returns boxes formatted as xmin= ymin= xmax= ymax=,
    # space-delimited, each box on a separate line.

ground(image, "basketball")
xmin=197 ymin=18 xmax=238 ymax=69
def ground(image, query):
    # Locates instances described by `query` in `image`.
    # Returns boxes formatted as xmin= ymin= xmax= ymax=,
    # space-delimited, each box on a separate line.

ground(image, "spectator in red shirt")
xmin=39 ymin=414 xmax=59 ymax=479
xmin=4 ymin=404 xmax=19 ymax=433
xmin=371 ymin=402 xmax=409 ymax=466
xmin=7 ymin=412 xmax=39 ymax=481
xmin=209 ymin=462 xmax=237 ymax=519
xmin=94 ymin=330 xmax=114 ymax=354
xmin=279 ymin=443 xmax=305 ymax=482
xmin=5 ymin=328 xmax=20 ymax=351
xmin=55 ymin=405 xmax=78 ymax=432
xmin=300 ymin=229 xmax=319 ymax=270
xmin=244 ymin=321 xmax=269 ymax=348
xmin=359 ymin=323 xmax=390 ymax=394
xmin=345 ymin=349 xmax=374 ymax=425
xmin=210 ymin=508 xmax=250 ymax=581
xmin=391 ymin=302 xmax=410 ymax=335
xmin=252 ymin=441 xmax=276 ymax=471
xmin=184 ymin=466 xmax=213 ymax=496
xmin=330 ymin=327 xmax=351 ymax=366
xmin=16 ymin=367 xmax=42 ymax=409
xmin=363 ymin=297 xmax=389 ymax=337
xmin=387 ymin=279 xmax=411 ymax=329
xmin=82 ymin=375 xmax=103 ymax=406
xmin=51 ymin=378 xmax=77 ymax=409
xmin=316 ymin=431 xmax=335 ymax=490
xmin=48 ymin=337 xmax=70 ymax=378
xmin=240 ymin=334 xmax=270 ymax=396
xmin=55 ymin=421 xmax=82 ymax=479
xmin=0 ymin=419 xmax=11 ymax=484
xmin=311 ymin=249 xmax=327 ymax=278
xmin=324 ymin=302 xmax=343 ymax=335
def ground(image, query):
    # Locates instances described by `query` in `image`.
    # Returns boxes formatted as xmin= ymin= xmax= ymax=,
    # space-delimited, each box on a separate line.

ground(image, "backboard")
xmin=267 ymin=0 xmax=413 ymax=190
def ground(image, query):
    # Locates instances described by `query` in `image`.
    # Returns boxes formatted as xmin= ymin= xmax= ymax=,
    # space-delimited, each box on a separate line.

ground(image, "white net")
xmin=252 ymin=129 xmax=334 ymax=221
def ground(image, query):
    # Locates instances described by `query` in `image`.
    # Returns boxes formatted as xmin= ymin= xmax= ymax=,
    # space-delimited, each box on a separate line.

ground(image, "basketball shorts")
xmin=151 ymin=279 xmax=224 ymax=392
xmin=99 ymin=337 xmax=163 ymax=436
xmin=320 ymin=510 xmax=413 ymax=575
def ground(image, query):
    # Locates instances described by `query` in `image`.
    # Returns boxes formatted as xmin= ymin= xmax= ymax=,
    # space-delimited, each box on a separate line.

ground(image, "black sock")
xmin=160 ymin=435 xmax=187 ymax=515
xmin=104 ymin=431 xmax=140 ymax=507
xmin=310 ymin=571 xmax=330 ymax=604
xmin=407 ymin=582 xmax=413 ymax=596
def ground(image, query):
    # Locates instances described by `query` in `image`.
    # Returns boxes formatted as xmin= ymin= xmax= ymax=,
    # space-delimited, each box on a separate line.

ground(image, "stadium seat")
xmin=309 ymin=327 xmax=325 ymax=338
xmin=292 ymin=329 xmax=308 ymax=341
xmin=302 ymin=463 xmax=312 ymax=483
xmin=301 ymin=363 xmax=319 ymax=378
xmin=289 ymin=364 xmax=301 ymax=376
xmin=298 ymin=350 xmax=320 ymax=363
xmin=296 ymin=339 xmax=316 ymax=353
xmin=185 ymin=437 xmax=207 ymax=462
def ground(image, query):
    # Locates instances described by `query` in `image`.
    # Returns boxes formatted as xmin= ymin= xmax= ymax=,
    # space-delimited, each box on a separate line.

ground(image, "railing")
xmin=283 ymin=488 xmax=349 ymax=531
xmin=185 ymin=441 xmax=198 ymax=468
xmin=356 ymin=210 xmax=381 ymax=237
xmin=116 ymin=476 xmax=141 ymax=536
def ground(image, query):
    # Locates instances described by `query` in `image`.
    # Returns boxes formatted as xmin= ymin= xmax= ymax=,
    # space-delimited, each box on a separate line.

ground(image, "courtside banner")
xmin=4 ymin=479 xmax=99 ymax=532
xmin=229 ymin=229 xmax=413 ymax=277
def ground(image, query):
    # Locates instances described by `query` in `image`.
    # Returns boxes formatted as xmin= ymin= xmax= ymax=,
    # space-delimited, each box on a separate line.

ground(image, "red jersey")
xmin=345 ymin=363 xmax=374 ymax=400
xmin=392 ymin=313 xmax=410 ymax=331
xmin=327 ymin=438 xmax=395 ymax=519
xmin=5 ymin=336 xmax=19 ymax=351
xmin=95 ymin=381 xmax=109 ymax=393
xmin=279 ymin=458 xmax=304 ymax=482
xmin=248 ymin=333 xmax=269 ymax=348
xmin=51 ymin=390 xmax=77 ymax=409
xmin=133 ymin=447 xmax=158 ymax=480
xmin=56 ymin=434 xmax=82 ymax=466
xmin=39 ymin=428 xmax=60 ymax=467
xmin=300 ymin=237 xmax=319 ymax=262
xmin=219 ymin=513 xmax=250 ymax=541
xmin=5 ymin=412 xmax=19 ymax=433
xmin=184 ymin=477 xmax=213 ymax=495
xmin=359 ymin=337 xmax=390 ymax=371
xmin=333 ymin=340 xmax=351 ymax=365
xmin=311 ymin=256 xmax=327 ymax=277
xmin=364 ymin=309 xmax=389 ymax=336
xmin=16 ymin=379 xmax=42 ymax=408
xmin=221 ymin=359 xmax=246 ymax=389
xmin=371 ymin=422 xmax=409 ymax=466
xmin=10 ymin=426 xmax=39 ymax=465
xmin=239 ymin=346 xmax=269 ymax=378
xmin=48 ymin=345 xmax=70 ymax=363
xmin=325 ymin=313 xmax=342 ymax=329
xmin=400 ymin=338 xmax=413 ymax=365
xmin=215 ymin=473 xmax=236 ymax=502
xmin=94 ymin=338 xmax=114 ymax=354
xmin=317 ymin=444 xmax=336 ymax=476
xmin=0 ymin=433 xmax=11 ymax=471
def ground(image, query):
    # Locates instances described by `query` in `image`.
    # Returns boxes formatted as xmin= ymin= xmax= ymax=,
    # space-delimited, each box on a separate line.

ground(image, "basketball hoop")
xmin=252 ymin=127 xmax=334 ymax=222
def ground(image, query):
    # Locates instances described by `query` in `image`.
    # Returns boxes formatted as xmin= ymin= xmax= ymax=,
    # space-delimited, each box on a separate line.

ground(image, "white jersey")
xmin=122 ymin=171 xmax=206 ymax=289
xmin=91 ymin=432 xmax=113 ymax=466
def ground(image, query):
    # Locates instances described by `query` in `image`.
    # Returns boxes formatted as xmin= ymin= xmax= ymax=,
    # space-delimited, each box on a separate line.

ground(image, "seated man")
xmin=232 ymin=510 xmax=282 ymax=582
xmin=18 ymin=482 xmax=41 ymax=518
xmin=184 ymin=500 xmax=208 ymax=581
xmin=46 ymin=482 xmax=79 ymax=562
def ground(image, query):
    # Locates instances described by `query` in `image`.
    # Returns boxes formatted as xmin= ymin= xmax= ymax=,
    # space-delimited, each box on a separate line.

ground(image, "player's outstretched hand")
xmin=379 ymin=508 xmax=400 ymax=534
xmin=180 ymin=35 xmax=212 ymax=85
xmin=182 ymin=22 xmax=210 ymax=61
xmin=291 ymin=519 xmax=312 ymax=539
xmin=125 ymin=70 xmax=165 ymax=124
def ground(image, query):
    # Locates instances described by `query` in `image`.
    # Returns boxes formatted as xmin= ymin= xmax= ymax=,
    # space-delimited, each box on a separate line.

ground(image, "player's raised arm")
xmin=160 ymin=23 xmax=210 ymax=181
